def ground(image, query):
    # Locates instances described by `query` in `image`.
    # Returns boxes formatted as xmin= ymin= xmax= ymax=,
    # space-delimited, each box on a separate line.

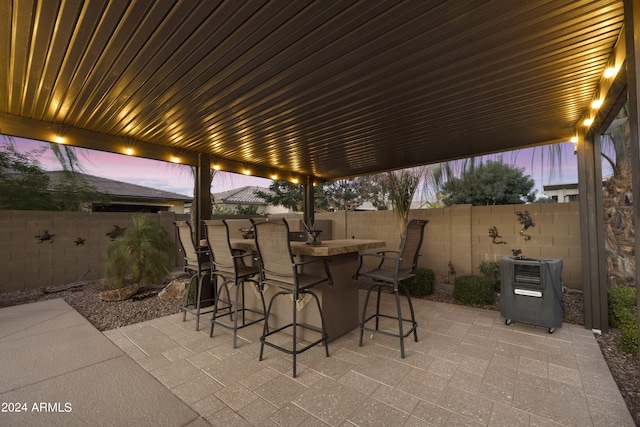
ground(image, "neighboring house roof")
xmin=543 ymin=183 xmax=579 ymax=191
xmin=212 ymin=186 xmax=271 ymax=205
xmin=45 ymin=171 xmax=192 ymax=202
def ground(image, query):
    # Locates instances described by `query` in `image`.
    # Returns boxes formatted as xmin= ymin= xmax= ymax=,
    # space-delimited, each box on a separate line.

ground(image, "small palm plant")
xmin=104 ymin=215 xmax=173 ymax=293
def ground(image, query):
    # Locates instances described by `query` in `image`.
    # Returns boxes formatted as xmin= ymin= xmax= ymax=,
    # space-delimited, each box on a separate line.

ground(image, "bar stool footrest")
xmin=261 ymin=322 xmax=327 ymax=355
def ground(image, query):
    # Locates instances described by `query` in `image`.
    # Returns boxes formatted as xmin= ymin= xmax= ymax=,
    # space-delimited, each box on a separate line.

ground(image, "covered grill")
xmin=500 ymin=257 xmax=563 ymax=333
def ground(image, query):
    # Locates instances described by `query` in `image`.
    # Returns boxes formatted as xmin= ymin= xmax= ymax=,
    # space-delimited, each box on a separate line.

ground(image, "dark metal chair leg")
xmin=402 ymin=284 xmax=419 ymax=343
xmin=310 ymin=291 xmax=329 ymax=357
xmin=394 ymin=289 xmax=406 ymax=358
xmin=360 ymin=285 xmax=375 ymax=346
xmin=183 ymin=274 xmax=197 ymax=322
xmin=292 ymin=292 xmax=297 ymax=378
xmin=232 ymin=282 xmax=241 ymax=348
xmin=195 ymin=274 xmax=205 ymax=331
xmin=375 ymin=285 xmax=383 ymax=331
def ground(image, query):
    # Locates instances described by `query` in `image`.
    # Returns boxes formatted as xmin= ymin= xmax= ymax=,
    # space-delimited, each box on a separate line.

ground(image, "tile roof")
xmin=212 ymin=186 xmax=272 ymax=205
xmin=45 ymin=171 xmax=192 ymax=202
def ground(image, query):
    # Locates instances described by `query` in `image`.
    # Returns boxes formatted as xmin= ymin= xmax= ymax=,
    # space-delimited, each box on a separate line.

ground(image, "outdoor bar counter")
xmin=230 ymin=238 xmax=385 ymax=341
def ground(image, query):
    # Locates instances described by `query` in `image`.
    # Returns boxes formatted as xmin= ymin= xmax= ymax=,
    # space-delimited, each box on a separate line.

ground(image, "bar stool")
xmin=174 ymin=220 xmax=214 ymax=331
xmin=252 ymin=218 xmax=333 ymax=378
xmin=203 ymin=219 xmax=266 ymax=348
xmin=355 ymin=219 xmax=428 ymax=358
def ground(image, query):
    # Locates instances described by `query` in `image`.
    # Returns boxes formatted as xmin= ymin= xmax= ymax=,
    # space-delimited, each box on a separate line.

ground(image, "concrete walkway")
xmin=0 ymin=295 xmax=635 ymax=426
xmin=0 ymin=299 xmax=206 ymax=427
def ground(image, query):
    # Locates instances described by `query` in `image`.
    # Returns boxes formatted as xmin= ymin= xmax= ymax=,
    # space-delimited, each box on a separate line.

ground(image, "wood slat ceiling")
xmin=0 ymin=0 xmax=626 ymax=181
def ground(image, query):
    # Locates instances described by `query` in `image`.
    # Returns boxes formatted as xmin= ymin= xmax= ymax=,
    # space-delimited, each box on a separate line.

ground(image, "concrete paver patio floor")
xmin=1 ymin=292 xmax=634 ymax=426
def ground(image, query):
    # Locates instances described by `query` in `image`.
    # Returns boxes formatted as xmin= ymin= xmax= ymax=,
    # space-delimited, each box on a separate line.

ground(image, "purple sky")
xmin=4 ymin=136 xmax=586 ymax=199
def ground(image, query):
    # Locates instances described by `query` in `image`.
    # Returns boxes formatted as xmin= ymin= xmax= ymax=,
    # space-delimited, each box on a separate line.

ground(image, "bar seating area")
xmin=177 ymin=217 xmax=386 ymax=377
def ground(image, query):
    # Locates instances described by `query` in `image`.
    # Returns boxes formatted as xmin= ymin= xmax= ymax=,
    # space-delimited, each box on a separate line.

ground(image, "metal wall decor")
xmin=34 ymin=230 xmax=55 ymax=244
xmin=106 ymin=225 xmax=127 ymax=241
xmin=515 ymin=211 xmax=534 ymax=241
xmin=488 ymin=226 xmax=506 ymax=244
xmin=448 ymin=261 xmax=456 ymax=283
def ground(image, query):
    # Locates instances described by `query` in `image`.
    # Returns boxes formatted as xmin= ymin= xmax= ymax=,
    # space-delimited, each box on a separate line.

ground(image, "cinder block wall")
xmin=0 ymin=202 xmax=582 ymax=293
xmin=0 ymin=210 xmax=181 ymax=292
xmin=466 ymin=203 xmax=582 ymax=288
xmin=307 ymin=203 xmax=581 ymax=289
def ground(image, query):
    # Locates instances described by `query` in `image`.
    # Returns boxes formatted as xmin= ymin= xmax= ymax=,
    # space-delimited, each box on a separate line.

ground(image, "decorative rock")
xmin=99 ymin=286 xmax=138 ymax=302
xmin=158 ymin=279 xmax=188 ymax=301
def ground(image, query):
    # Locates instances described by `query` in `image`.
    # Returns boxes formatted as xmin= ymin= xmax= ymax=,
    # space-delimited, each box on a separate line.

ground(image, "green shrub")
xmin=479 ymin=260 xmax=501 ymax=291
xmin=608 ymin=286 xmax=636 ymax=327
xmin=608 ymin=286 xmax=638 ymax=354
xmin=453 ymin=275 xmax=495 ymax=305
xmin=401 ymin=268 xmax=435 ymax=297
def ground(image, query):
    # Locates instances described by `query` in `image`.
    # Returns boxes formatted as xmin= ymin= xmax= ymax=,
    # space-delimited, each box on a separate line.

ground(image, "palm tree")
xmin=600 ymin=108 xmax=634 ymax=287
xmin=2 ymin=134 xmax=87 ymax=173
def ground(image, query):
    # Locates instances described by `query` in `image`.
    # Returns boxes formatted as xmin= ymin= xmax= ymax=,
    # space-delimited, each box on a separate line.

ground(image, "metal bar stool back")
xmin=355 ymin=219 xmax=428 ymax=357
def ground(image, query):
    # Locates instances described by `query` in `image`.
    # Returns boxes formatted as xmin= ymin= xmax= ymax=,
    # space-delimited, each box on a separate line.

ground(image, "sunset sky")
xmin=4 ymin=136 xmax=587 ymax=200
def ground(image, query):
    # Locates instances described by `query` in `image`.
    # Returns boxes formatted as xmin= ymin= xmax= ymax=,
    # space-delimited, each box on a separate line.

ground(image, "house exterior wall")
xmin=215 ymin=202 xmax=290 ymax=215
xmin=0 ymin=202 xmax=582 ymax=293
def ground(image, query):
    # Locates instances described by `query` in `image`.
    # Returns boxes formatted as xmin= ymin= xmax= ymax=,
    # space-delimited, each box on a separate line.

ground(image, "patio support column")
xmin=195 ymin=153 xmax=212 ymax=244
xmin=624 ymin=0 xmax=640 ymax=353
xmin=577 ymin=130 xmax=608 ymax=332
xmin=303 ymin=175 xmax=315 ymax=229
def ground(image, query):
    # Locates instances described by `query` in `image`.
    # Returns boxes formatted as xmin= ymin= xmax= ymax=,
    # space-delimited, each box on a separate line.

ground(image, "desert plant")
xmin=401 ymin=268 xmax=435 ymax=297
xmin=104 ymin=215 xmax=174 ymax=289
xmin=608 ymin=286 xmax=638 ymax=354
xmin=479 ymin=260 xmax=501 ymax=291
xmin=453 ymin=275 xmax=495 ymax=305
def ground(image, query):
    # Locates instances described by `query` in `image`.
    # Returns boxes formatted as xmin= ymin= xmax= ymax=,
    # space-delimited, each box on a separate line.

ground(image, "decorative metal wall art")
xmin=515 ymin=210 xmax=534 ymax=240
xmin=34 ymin=230 xmax=55 ymax=244
xmin=488 ymin=226 xmax=506 ymax=244
xmin=106 ymin=225 xmax=127 ymax=241
xmin=448 ymin=260 xmax=456 ymax=283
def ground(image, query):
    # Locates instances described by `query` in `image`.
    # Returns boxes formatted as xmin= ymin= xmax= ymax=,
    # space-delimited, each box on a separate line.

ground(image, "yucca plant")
xmin=104 ymin=214 xmax=173 ymax=289
xmin=379 ymin=168 xmax=429 ymax=239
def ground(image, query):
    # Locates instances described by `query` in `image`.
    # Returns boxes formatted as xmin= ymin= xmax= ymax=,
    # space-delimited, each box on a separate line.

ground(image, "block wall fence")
xmin=0 ymin=202 xmax=581 ymax=293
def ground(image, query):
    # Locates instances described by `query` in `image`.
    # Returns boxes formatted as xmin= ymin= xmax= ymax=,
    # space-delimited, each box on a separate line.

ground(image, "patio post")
xmin=624 ymin=0 xmax=640 ymax=353
xmin=577 ymin=130 xmax=608 ymax=333
xmin=303 ymin=175 xmax=315 ymax=230
xmin=195 ymin=153 xmax=212 ymax=244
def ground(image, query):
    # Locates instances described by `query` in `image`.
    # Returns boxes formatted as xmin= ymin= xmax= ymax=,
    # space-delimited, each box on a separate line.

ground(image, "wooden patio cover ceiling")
xmin=0 ymin=0 xmax=626 ymax=181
